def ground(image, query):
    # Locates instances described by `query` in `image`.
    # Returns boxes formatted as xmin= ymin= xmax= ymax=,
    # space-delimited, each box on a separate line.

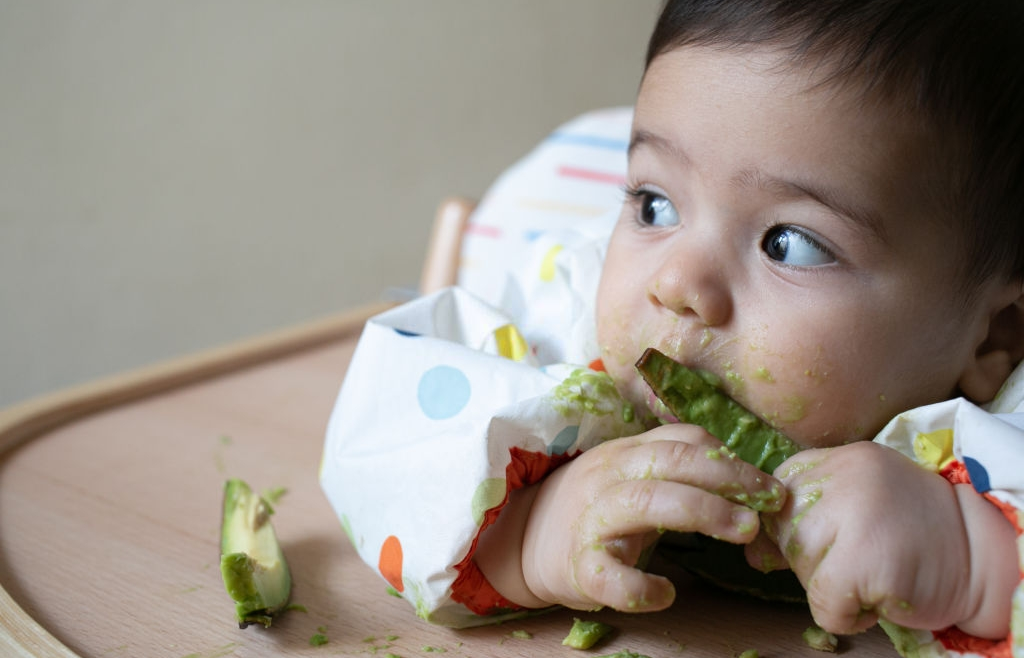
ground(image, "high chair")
xmin=0 ymin=112 xmax=895 ymax=658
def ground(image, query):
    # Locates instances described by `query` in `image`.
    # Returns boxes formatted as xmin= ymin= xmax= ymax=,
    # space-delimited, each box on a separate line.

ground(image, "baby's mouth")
xmin=645 ymin=386 xmax=679 ymax=424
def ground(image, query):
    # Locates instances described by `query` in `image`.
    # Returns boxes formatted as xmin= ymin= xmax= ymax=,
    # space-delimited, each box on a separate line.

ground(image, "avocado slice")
xmin=635 ymin=348 xmax=806 ymax=602
xmin=219 ymin=478 xmax=292 ymax=628
xmin=635 ymin=348 xmax=800 ymax=474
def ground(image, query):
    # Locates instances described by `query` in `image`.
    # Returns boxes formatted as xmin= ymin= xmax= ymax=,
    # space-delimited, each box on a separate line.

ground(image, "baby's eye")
xmin=628 ymin=189 xmax=680 ymax=227
xmin=762 ymin=225 xmax=835 ymax=266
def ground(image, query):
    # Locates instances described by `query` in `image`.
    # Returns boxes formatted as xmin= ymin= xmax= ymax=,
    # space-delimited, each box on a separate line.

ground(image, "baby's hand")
xmin=749 ymin=442 xmax=1016 ymax=638
xmin=521 ymin=423 xmax=785 ymax=612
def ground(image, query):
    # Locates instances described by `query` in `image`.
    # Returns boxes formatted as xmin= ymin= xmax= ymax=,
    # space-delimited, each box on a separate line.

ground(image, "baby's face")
xmin=597 ymin=45 xmax=986 ymax=448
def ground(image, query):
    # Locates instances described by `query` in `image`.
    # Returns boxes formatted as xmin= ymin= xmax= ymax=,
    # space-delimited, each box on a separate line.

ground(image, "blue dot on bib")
xmin=417 ymin=365 xmax=471 ymax=420
xmin=549 ymin=425 xmax=579 ymax=456
xmin=963 ymin=455 xmax=991 ymax=493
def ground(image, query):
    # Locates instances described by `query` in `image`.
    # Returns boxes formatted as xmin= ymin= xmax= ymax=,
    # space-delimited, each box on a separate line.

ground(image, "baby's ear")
xmin=958 ymin=279 xmax=1024 ymax=403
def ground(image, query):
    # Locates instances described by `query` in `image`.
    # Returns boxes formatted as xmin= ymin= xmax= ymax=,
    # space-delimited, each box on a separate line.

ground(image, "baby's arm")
xmin=750 ymin=441 xmax=1017 ymax=638
xmin=475 ymin=423 xmax=786 ymax=612
xmin=954 ymin=481 xmax=1018 ymax=638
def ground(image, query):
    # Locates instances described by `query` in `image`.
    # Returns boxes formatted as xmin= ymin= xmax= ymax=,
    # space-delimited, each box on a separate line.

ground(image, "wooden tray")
xmin=0 ymin=301 xmax=896 ymax=658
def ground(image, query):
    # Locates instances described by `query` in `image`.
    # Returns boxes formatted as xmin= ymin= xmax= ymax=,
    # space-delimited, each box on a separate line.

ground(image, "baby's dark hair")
xmin=646 ymin=0 xmax=1024 ymax=291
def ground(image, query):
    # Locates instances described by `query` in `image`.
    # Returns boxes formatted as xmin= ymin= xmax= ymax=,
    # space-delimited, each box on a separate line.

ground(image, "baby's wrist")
xmin=953 ymin=484 xmax=1017 ymax=639
xmin=521 ymin=466 xmax=585 ymax=608
xmin=473 ymin=483 xmax=550 ymax=609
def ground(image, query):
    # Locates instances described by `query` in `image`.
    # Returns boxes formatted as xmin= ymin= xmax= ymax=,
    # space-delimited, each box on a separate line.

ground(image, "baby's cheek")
xmin=733 ymin=362 xmax=849 ymax=448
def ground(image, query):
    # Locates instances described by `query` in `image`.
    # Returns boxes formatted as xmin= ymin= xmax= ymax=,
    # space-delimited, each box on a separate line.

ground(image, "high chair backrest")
xmin=419 ymin=107 xmax=633 ymax=298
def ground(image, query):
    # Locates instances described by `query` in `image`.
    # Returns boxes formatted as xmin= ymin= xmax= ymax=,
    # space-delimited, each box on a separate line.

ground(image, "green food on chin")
xmin=219 ymin=478 xmax=292 ymax=628
xmin=635 ymin=348 xmax=801 ymax=474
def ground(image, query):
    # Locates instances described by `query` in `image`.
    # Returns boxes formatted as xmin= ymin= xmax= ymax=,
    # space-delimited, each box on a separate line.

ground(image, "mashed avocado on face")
xmin=635 ymin=348 xmax=801 ymax=474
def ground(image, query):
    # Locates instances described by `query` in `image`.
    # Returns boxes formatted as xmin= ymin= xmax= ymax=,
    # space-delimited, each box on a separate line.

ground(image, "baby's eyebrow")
xmin=628 ymin=129 xmax=691 ymax=167
xmin=733 ymin=167 xmax=887 ymax=241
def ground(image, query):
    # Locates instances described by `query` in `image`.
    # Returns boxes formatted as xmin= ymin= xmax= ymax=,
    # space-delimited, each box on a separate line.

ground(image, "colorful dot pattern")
xmin=417 ymin=365 xmax=471 ymax=420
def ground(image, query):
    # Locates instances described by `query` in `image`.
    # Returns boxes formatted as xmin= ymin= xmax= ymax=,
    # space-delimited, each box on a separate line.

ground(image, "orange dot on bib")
xmin=378 ymin=535 xmax=404 ymax=592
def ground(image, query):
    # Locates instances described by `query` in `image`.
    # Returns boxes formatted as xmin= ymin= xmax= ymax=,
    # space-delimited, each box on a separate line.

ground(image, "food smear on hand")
xmin=219 ymin=478 xmax=293 ymax=628
xmin=635 ymin=348 xmax=801 ymax=474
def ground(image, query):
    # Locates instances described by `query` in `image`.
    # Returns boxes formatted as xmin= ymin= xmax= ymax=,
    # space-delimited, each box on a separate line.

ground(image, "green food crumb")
xmin=563 ymin=618 xmax=615 ymax=649
xmin=508 ymin=630 xmax=532 ymax=639
xmin=421 ymin=647 xmax=446 ymax=653
xmin=879 ymin=620 xmax=923 ymax=655
xmin=802 ymin=625 xmax=838 ymax=652
xmin=309 ymin=633 xmax=328 ymax=646
xmin=552 ymin=369 xmax=631 ymax=419
xmin=284 ymin=603 xmax=307 ymax=613
xmin=386 ymin=634 xmax=400 ymax=641
xmin=737 ymin=651 xmax=759 ymax=658
xmin=789 ymin=488 xmax=824 ymax=529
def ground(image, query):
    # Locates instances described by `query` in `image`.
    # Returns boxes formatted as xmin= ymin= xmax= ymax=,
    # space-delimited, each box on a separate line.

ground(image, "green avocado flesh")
xmin=562 ymin=618 xmax=615 ymax=649
xmin=635 ymin=348 xmax=806 ymax=602
xmin=635 ymin=348 xmax=800 ymax=474
xmin=220 ymin=478 xmax=292 ymax=628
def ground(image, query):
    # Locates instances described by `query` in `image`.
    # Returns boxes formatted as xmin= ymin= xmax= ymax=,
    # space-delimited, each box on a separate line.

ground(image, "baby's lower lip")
xmin=646 ymin=387 xmax=679 ymax=424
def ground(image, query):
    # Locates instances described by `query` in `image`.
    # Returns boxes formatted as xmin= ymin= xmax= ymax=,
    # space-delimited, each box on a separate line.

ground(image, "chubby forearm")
xmin=473 ymin=483 xmax=550 ymax=609
xmin=954 ymin=484 xmax=1018 ymax=639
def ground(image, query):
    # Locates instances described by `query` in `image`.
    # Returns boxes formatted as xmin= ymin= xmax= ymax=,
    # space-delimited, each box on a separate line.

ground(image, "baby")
xmin=321 ymin=1 xmax=1024 ymax=655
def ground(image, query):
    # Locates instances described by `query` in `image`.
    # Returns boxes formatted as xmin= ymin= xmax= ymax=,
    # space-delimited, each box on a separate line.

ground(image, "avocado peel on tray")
xmin=219 ymin=478 xmax=292 ymax=628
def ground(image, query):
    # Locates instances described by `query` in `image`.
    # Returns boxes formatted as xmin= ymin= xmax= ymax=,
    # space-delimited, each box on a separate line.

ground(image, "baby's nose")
xmin=648 ymin=244 xmax=732 ymax=327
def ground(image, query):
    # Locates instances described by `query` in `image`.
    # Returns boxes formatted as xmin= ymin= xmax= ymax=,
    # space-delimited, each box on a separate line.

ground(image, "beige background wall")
xmin=0 ymin=1 xmax=661 ymax=408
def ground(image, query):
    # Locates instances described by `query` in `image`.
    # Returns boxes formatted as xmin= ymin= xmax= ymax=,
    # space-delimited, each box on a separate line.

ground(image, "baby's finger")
xmin=805 ymin=573 xmax=879 ymax=635
xmin=615 ymin=425 xmax=787 ymax=512
xmin=743 ymin=530 xmax=789 ymax=573
xmin=772 ymin=448 xmax=829 ymax=484
xmin=571 ymin=541 xmax=676 ymax=612
xmin=587 ymin=479 xmax=762 ymax=545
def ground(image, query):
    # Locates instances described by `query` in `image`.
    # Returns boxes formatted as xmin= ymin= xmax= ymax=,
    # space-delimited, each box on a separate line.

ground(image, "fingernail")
xmin=732 ymin=508 xmax=758 ymax=533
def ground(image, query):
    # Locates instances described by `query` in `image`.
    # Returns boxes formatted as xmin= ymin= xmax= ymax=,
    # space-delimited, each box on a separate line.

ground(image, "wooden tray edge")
xmin=0 ymin=300 xmax=392 ymax=658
